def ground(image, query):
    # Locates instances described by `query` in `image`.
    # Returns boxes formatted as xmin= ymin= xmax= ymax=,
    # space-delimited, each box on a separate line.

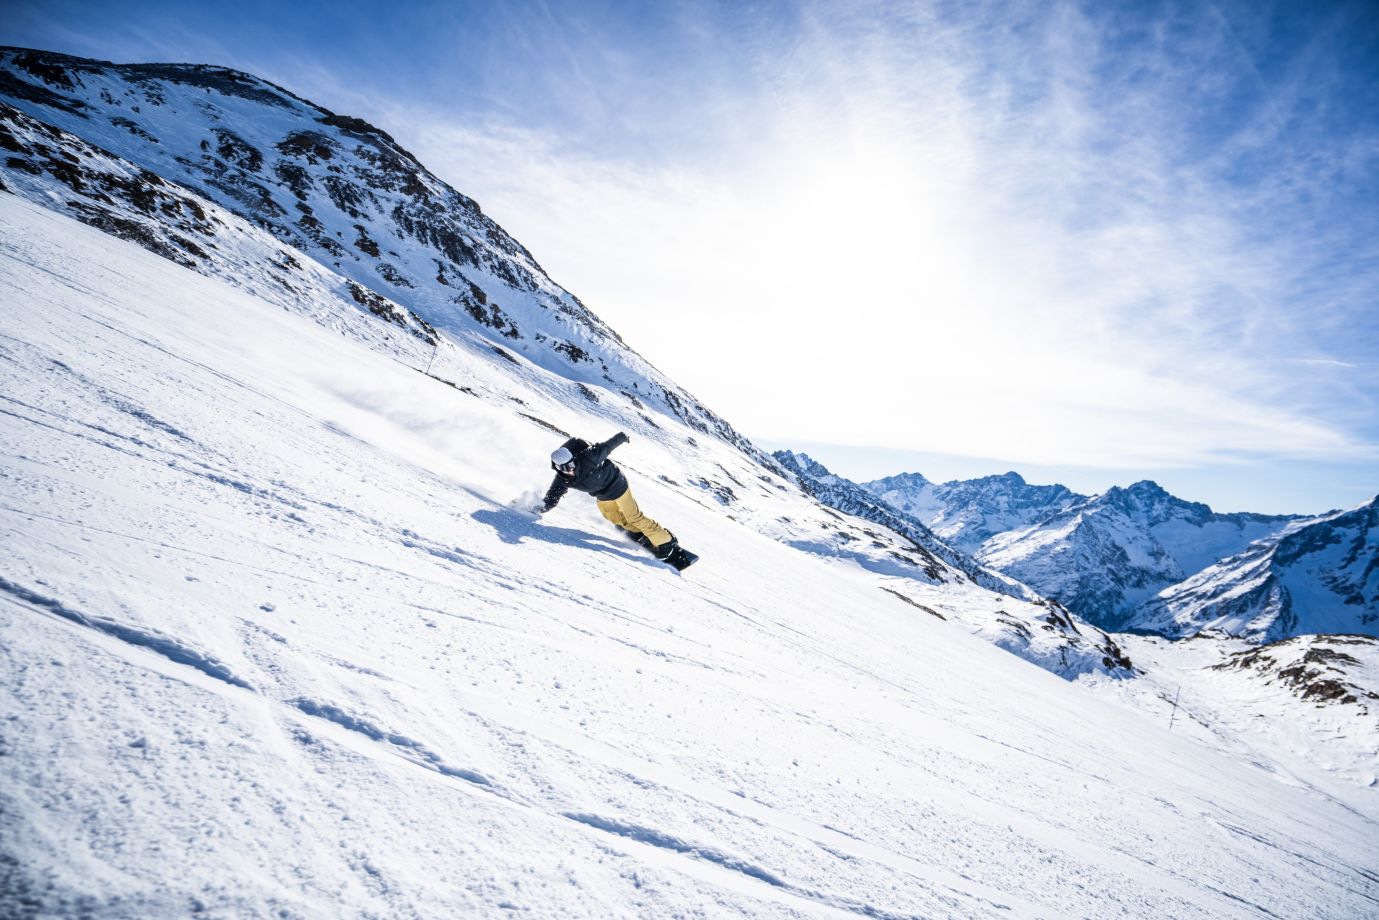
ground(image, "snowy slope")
xmin=1080 ymin=634 xmax=1379 ymax=791
xmin=0 ymin=43 xmax=1148 ymax=693
xmin=864 ymin=471 xmax=1085 ymax=555
xmin=6 ymin=196 xmax=1379 ymax=917
xmin=0 ymin=46 xmax=757 ymax=456
xmin=977 ymin=481 xmax=1300 ymax=629
xmin=1132 ymin=499 xmax=1379 ymax=641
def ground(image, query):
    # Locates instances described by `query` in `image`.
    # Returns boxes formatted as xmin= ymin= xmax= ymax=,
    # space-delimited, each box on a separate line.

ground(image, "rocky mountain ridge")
xmin=1211 ymin=633 xmax=1379 ymax=710
xmin=0 ymin=101 xmax=441 ymax=350
xmin=0 ymin=46 xmax=762 ymax=460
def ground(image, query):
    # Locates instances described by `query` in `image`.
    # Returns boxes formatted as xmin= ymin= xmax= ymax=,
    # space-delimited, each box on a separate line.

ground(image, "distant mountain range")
xmin=859 ymin=467 xmax=1376 ymax=641
xmin=774 ymin=453 xmax=1032 ymax=597
xmin=976 ymin=480 xmax=1304 ymax=630
xmin=774 ymin=452 xmax=1134 ymax=676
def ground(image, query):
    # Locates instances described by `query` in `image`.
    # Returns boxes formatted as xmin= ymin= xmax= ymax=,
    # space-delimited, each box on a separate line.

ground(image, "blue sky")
xmin=6 ymin=0 xmax=1378 ymax=514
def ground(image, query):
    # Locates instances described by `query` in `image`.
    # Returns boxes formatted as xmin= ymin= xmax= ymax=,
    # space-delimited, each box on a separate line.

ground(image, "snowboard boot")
xmin=652 ymin=533 xmax=679 ymax=561
xmin=649 ymin=533 xmax=696 ymax=570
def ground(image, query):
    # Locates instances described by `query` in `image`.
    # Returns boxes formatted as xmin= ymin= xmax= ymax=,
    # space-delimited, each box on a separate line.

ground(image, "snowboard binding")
xmin=621 ymin=528 xmax=698 ymax=571
xmin=652 ymin=533 xmax=698 ymax=571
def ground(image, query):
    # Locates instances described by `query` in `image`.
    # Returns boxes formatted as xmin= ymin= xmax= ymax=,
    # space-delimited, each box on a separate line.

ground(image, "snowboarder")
xmin=538 ymin=433 xmax=697 ymax=571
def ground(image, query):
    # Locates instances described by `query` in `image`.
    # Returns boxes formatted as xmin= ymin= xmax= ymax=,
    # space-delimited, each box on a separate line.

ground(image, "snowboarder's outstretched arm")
xmin=541 ymin=474 xmax=569 ymax=512
xmin=585 ymin=432 xmax=629 ymax=467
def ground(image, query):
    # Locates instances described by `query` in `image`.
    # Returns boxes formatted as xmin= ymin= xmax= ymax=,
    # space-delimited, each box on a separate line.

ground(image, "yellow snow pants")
xmin=597 ymin=487 xmax=673 ymax=548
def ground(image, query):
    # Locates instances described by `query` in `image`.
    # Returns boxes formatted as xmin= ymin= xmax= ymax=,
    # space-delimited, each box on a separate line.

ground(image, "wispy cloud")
xmin=384 ymin=0 xmax=1379 ymax=472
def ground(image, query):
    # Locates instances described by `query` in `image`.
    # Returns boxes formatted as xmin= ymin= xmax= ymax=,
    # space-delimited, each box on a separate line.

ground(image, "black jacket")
xmin=543 ymin=433 xmax=630 ymax=509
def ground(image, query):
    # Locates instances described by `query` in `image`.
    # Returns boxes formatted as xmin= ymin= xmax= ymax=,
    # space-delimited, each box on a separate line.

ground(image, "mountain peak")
xmin=967 ymin=471 xmax=1028 ymax=488
xmin=772 ymin=450 xmax=833 ymax=480
xmin=1103 ymin=479 xmax=1177 ymax=506
xmin=1097 ymin=479 xmax=1210 ymax=526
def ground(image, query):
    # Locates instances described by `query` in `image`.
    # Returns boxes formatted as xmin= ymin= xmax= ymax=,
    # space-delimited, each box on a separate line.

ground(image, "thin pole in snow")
xmin=424 ymin=339 xmax=439 ymax=377
xmin=1168 ymin=684 xmax=1182 ymax=731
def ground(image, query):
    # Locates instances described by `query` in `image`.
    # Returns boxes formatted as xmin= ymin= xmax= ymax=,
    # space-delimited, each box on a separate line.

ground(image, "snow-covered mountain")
xmin=977 ymin=480 xmax=1301 ymax=629
xmin=0 ymin=46 xmax=759 ymax=458
xmin=1131 ymin=497 xmax=1379 ymax=641
xmin=1 ymin=100 xmax=444 ymax=350
xmin=6 ymin=191 xmax=1378 ymax=918
xmin=864 ymin=470 xmax=1085 ymax=554
xmin=775 ymin=451 xmax=1134 ymax=677
xmin=4 ymin=46 xmax=1379 ymax=917
xmin=859 ymin=467 xmax=1369 ymax=644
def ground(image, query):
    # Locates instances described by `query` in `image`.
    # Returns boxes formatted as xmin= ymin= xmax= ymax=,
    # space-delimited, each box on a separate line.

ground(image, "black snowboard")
xmin=666 ymin=548 xmax=698 ymax=572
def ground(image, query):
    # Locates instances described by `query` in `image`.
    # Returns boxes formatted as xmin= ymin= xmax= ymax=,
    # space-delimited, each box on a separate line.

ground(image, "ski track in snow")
xmin=5 ymin=591 xmax=1025 ymax=920
xmin=3 ymin=194 xmax=1379 ymax=918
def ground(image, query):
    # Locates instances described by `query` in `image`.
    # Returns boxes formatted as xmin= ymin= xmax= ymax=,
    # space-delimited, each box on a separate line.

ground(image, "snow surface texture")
xmin=4 ymin=194 xmax=1379 ymax=917
xmin=1080 ymin=633 xmax=1379 ymax=791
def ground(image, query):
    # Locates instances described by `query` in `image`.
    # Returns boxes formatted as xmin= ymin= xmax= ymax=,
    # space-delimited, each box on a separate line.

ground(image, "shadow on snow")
xmin=471 ymin=508 xmax=662 ymax=569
